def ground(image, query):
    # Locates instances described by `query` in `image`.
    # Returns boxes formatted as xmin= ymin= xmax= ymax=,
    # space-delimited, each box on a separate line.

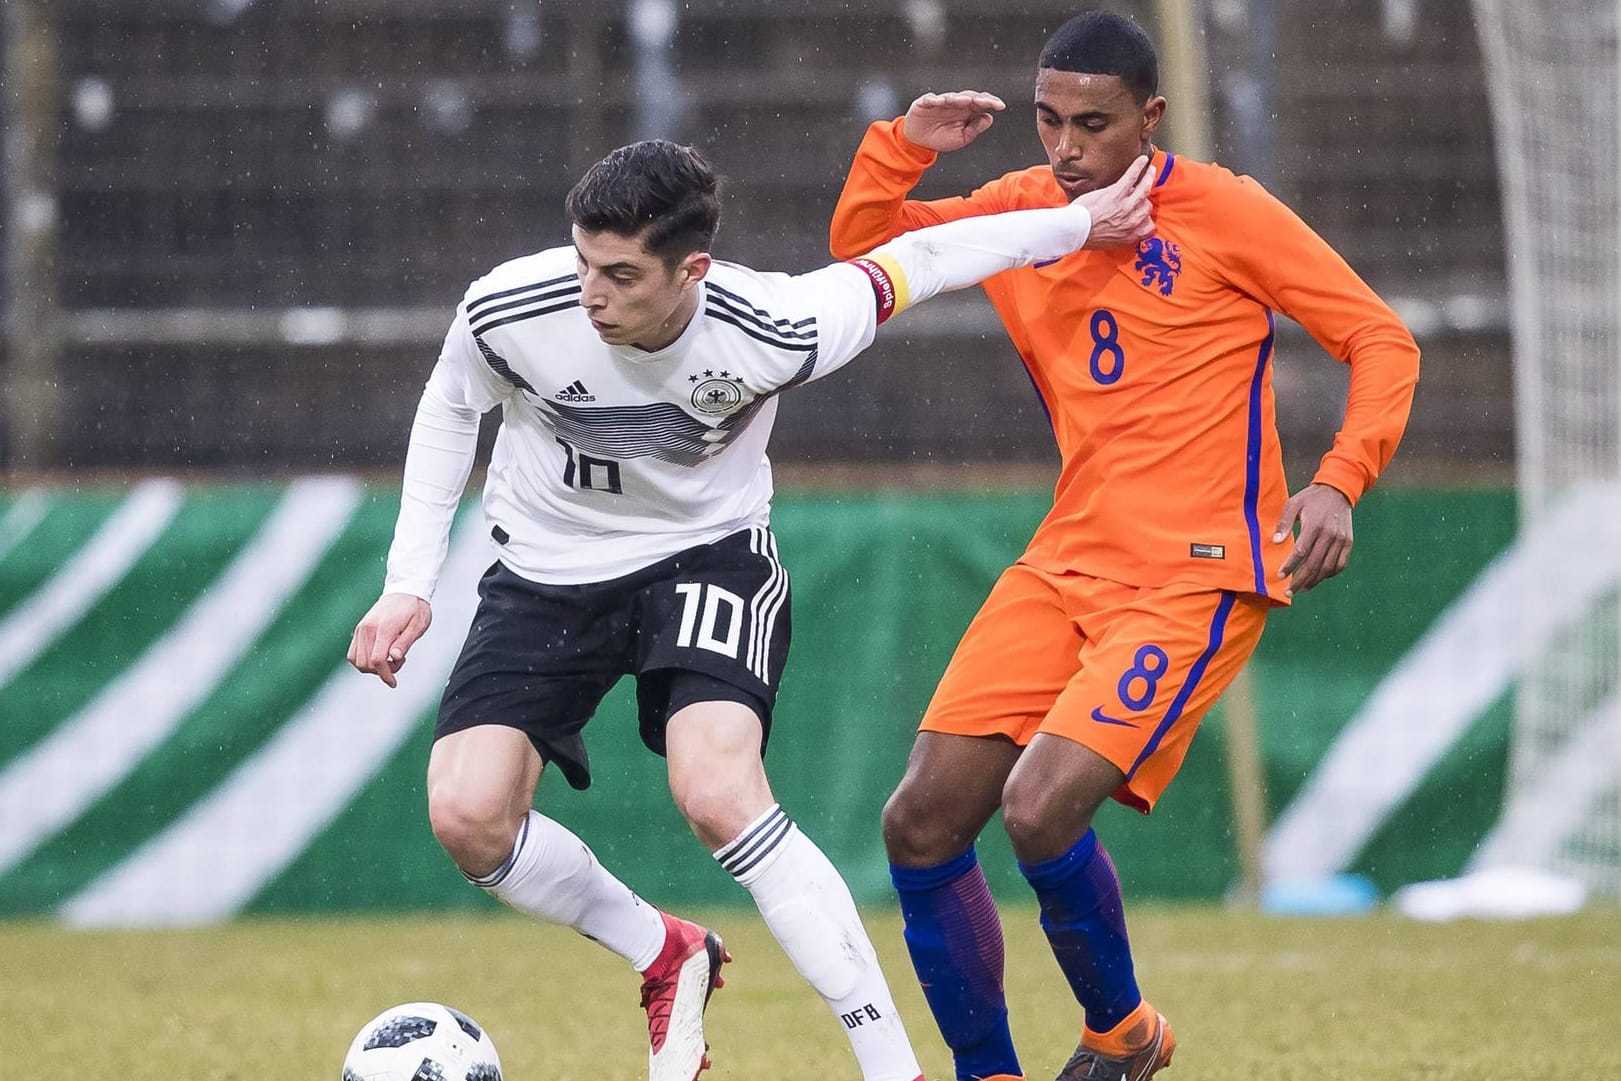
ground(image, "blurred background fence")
xmin=3 ymin=0 xmax=1507 ymax=476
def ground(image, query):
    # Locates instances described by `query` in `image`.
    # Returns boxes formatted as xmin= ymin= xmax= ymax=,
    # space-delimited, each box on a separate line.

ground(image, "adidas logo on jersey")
xmin=554 ymin=380 xmax=596 ymax=402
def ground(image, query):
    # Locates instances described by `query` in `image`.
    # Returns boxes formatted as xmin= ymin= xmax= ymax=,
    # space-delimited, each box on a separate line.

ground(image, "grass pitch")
xmin=6 ymin=905 xmax=1618 ymax=1080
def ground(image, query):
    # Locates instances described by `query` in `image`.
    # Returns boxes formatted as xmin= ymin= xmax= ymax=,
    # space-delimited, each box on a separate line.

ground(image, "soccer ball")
xmin=341 ymin=1001 xmax=503 ymax=1081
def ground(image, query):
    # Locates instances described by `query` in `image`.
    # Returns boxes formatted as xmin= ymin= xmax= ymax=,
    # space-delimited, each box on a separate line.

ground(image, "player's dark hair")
xmin=1039 ymin=11 xmax=1159 ymax=102
xmin=565 ymin=140 xmax=722 ymax=263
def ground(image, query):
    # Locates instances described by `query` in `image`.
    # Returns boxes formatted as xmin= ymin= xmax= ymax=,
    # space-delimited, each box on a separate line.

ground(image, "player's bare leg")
xmin=1004 ymin=734 xmax=1172 ymax=1081
xmin=668 ymin=700 xmax=923 ymax=1081
xmin=1000 ymin=732 xmax=1117 ymax=861
xmin=426 ymin=724 xmax=543 ymax=874
xmin=427 ymin=725 xmax=709 ymax=1081
xmin=884 ymin=731 xmax=1025 ymax=1081
xmin=884 ymin=731 xmax=1020 ymax=865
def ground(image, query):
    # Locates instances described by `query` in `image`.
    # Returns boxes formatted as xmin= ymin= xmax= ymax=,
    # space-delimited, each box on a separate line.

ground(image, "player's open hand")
xmin=348 ymin=592 xmax=432 ymax=688
xmin=1274 ymin=483 xmax=1354 ymax=597
xmin=1076 ymin=155 xmax=1156 ymax=249
xmin=902 ymin=91 xmax=1006 ymax=152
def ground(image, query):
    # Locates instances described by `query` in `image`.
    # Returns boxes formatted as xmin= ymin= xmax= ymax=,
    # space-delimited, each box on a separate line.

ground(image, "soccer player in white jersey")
xmin=348 ymin=139 xmax=1153 ymax=1081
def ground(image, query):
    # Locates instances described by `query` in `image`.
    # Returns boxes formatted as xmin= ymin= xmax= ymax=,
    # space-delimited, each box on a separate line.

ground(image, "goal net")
xmin=1469 ymin=0 xmax=1621 ymax=895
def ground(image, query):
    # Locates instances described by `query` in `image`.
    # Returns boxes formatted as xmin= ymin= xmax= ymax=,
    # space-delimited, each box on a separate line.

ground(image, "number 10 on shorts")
xmin=674 ymin=582 xmax=745 ymax=658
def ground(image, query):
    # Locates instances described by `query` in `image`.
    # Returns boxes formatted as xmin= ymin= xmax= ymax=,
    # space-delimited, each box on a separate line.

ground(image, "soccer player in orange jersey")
xmin=829 ymin=11 xmax=1419 ymax=1081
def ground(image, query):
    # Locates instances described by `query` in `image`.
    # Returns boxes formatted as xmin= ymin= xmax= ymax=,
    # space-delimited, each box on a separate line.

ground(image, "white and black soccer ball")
xmin=341 ymin=1001 xmax=502 ymax=1081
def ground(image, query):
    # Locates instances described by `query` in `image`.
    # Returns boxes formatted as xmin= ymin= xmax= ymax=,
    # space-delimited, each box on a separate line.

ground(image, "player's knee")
xmin=428 ymin=785 xmax=521 ymax=874
xmin=880 ymin=791 xmax=920 ymax=861
xmin=671 ymin=784 xmax=727 ymax=842
xmin=672 ymin=777 xmax=764 ymax=850
xmin=1001 ymin=784 xmax=1093 ymax=862
xmin=882 ymin=786 xmax=961 ymax=864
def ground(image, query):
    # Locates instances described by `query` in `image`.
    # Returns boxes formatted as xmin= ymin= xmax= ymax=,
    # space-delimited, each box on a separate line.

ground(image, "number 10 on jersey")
xmin=555 ymin=438 xmax=623 ymax=493
xmin=674 ymin=582 xmax=745 ymax=658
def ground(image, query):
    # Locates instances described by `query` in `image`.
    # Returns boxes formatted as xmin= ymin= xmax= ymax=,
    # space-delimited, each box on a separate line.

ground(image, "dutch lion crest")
xmin=1134 ymin=237 xmax=1182 ymax=296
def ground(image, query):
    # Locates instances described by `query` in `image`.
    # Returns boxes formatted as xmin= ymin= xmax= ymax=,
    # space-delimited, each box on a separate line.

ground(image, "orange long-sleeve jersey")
xmin=830 ymin=118 xmax=1420 ymax=603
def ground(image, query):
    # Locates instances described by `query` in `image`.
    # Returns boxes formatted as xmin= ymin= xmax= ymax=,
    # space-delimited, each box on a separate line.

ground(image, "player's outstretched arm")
xmin=850 ymin=154 xmax=1153 ymax=318
xmin=348 ymin=592 xmax=433 ymax=688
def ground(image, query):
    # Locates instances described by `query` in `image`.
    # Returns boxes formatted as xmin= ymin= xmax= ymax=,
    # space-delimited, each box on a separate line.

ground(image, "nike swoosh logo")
xmin=1091 ymin=707 xmax=1139 ymax=727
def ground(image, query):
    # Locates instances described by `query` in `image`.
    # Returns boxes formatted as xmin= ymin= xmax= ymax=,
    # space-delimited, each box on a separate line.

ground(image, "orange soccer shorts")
xmin=920 ymin=562 xmax=1269 ymax=812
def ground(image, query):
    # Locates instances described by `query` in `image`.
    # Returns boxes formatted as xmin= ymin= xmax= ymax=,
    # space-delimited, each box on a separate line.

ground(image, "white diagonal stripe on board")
xmin=1468 ymin=694 xmax=1621 ymax=874
xmin=60 ymin=517 xmax=491 ymax=927
xmin=1263 ymin=480 xmax=1621 ymax=882
xmin=0 ymin=477 xmax=363 ymax=876
xmin=0 ymin=488 xmax=50 ymax=567
xmin=0 ymin=479 xmax=184 ymax=691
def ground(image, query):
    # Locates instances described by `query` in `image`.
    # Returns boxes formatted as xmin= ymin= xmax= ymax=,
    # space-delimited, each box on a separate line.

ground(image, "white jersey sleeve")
xmin=382 ymin=306 xmax=511 ymax=599
xmin=860 ymin=200 xmax=1094 ymax=308
xmin=754 ymin=196 xmax=1099 ymax=385
xmin=763 ymin=261 xmax=883 ymax=383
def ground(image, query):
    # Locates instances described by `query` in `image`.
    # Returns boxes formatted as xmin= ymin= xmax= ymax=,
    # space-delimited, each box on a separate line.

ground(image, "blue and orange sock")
xmin=1018 ymin=829 xmax=1141 ymax=1032
xmin=891 ymin=848 xmax=1021 ymax=1081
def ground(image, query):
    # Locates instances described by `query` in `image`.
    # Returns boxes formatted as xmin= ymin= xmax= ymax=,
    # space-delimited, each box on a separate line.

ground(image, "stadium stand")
xmin=6 ymin=0 xmax=1506 ymax=474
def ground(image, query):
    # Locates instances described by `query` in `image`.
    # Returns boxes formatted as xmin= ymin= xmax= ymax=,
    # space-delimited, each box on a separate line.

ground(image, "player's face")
xmin=1034 ymin=69 xmax=1165 ymax=199
xmin=572 ymin=225 xmax=711 ymax=352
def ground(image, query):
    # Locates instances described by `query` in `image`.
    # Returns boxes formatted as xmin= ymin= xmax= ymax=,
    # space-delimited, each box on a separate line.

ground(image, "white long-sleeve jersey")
xmin=384 ymin=200 xmax=1096 ymax=595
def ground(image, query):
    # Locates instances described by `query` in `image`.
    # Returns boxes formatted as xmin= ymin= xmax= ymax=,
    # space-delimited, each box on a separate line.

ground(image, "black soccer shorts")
xmin=435 ymin=526 xmax=791 ymax=789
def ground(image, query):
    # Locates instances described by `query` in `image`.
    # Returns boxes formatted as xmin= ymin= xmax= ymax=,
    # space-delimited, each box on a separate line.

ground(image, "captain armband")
xmin=846 ymin=253 xmax=912 ymax=325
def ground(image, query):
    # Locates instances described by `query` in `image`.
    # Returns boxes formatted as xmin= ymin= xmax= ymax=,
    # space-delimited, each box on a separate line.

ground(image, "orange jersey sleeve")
xmin=828 ymin=118 xmax=1023 ymax=258
xmin=1194 ymin=173 xmax=1421 ymax=503
xmin=830 ymin=126 xmax=1420 ymax=603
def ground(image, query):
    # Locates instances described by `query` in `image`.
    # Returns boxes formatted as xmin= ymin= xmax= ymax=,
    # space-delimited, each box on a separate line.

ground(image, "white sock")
xmin=471 ymin=809 xmax=667 ymax=971
xmin=715 ymin=805 xmax=921 ymax=1081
